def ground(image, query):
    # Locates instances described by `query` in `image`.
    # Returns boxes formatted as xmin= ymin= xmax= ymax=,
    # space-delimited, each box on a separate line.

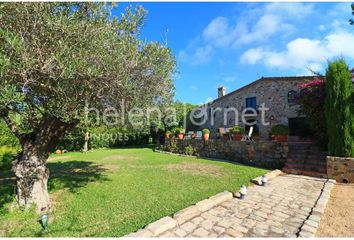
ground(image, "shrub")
xmin=174 ymin=127 xmax=185 ymax=134
xmin=271 ymin=124 xmax=289 ymax=136
xmin=325 ymin=59 xmax=354 ymax=157
xmin=297 ymin=77 xmax=328 ymax=148
xmin=230 ymin=125 xmax=244 ymax=134
xmin=202 ymin=129 xmax=210 ymax=134
xmin=184 ymin=146 xmax=194 ymax=156
xmin=0 ymin=146 xmax=19 ymax=170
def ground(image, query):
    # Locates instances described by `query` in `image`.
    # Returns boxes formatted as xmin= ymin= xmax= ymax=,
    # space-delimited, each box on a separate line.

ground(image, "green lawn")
xmin=0 ymin=147 xmax=267 ymax=237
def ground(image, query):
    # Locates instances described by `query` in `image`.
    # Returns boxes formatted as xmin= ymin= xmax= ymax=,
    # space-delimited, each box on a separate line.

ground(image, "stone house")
xmin=193 ymin=76 xmax=321 ymax=140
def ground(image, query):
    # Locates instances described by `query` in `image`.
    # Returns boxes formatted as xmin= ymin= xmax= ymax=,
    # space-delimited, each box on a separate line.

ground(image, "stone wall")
xmin=195 ymin=77 xmax=318 ymax=139
xmin=164 ymin=139 xmax=288 ymax=169
xmin=327 ymin=156 xmax=354 ymax=183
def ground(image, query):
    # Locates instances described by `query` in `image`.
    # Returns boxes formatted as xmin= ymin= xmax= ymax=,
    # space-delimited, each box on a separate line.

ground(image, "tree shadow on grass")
xmin=0 ymin=161 xmax=108 ymax=210
xmin=48 ymin=160 xmax=109 ymax=193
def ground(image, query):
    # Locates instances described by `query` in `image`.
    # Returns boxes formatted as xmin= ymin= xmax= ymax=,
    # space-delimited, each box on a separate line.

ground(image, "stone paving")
xmin=127 ymin=174 xmax=329 ymax=237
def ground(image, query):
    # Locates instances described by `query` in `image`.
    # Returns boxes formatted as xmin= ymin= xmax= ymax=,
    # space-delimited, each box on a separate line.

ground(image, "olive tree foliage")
xmin=0 ymin=3 xmax=175 ymax=213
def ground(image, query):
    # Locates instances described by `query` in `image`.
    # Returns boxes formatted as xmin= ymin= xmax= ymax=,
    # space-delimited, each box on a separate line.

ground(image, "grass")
xmin=0 ymin=146 xmax=267 ymax=237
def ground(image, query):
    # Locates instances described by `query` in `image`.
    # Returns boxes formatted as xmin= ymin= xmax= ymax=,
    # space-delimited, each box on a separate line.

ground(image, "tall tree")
xmin=0 ymin=3 xmax=175 ymax=213
xmin=325 ymin=59 xmax=354 ymax=157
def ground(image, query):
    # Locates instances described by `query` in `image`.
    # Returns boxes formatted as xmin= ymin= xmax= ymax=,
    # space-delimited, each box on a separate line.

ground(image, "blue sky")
xmin=114 ymin=2 xmax=354 ymax=105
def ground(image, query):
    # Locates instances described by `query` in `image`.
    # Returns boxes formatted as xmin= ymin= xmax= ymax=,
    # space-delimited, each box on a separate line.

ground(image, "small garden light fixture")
xmin=239 ymin=185 xmax=247 ymax=199
xmin=38 ymin=214 xmax=48 ymax=230
xmin=261 ymin=175 xmax=268 ymax=186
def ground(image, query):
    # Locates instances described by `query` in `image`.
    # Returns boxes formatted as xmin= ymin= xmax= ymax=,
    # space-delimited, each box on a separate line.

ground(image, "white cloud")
xmin=264 ymin=2 xmax=314 ymax=19
xmin=224 ymin=76 xmax=236 ymax=83
xmin=202 ymin=2 xmax=313 ymax=48
xmin=179 ymin=3 xmax=315 ymax=66
xmin=240 ymin=48 xmax=264 ymax=64
xmin=178 ymin=45 xmax=214 ymax=65
xmin=318 ymin=25 xmax=325 ymax=31
xmin=240 ymin=31 xmax=354 ymax=73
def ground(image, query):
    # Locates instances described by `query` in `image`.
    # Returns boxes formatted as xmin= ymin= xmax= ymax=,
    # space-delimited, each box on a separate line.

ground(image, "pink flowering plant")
xmin=296 ymin=77 xmax=328 ymax=148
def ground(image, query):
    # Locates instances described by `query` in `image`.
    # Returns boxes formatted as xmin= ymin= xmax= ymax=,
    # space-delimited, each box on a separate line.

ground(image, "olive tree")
xmin=0 ymin=3 xmax=175 ymax=213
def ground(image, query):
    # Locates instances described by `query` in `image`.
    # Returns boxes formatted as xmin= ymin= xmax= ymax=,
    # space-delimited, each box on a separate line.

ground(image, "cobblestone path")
xmin=157 ymin=175 xmax=326 ymax=237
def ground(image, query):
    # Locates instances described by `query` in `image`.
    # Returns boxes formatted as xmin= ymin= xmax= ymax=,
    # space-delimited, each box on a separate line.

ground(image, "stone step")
xmin=284 ymin=164 xmax=327 ymax=173
xmin=285 ymin=160 xmax=327 ymax=168
xmin=286 ymin=158 xmax=327 ymax=165
xmin=288 ymin=144 xmax=324 ymax=152
xmin=288 ymin=154 xmax=327 ymax=160
xmin=283 ymin=168 xmax=327 ymax=178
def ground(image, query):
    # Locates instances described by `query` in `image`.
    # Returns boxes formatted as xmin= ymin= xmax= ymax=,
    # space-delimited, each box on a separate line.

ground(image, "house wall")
xmin=197 ymin=78 xmax=311 ymax=139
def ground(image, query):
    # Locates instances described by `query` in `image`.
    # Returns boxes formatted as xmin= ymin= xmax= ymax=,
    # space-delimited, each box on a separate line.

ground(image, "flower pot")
xmin=274 ymin=135 xmax=288 ymax=142
xmin=222 ymin=134 xmax=230 ymax=140
xmin=202 ymin=133 xmax=209 ymax=141
xmin=177 ymin=134 xmax=184 ymax=139
xmin=232 ymin=134 xmax=243 ymax=141
xmin=191 ymin=132 xmax=197 ymax=139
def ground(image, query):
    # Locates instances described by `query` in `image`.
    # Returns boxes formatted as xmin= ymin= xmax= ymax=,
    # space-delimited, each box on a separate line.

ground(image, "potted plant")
xmin=175 ymin=127 xmax=185 ymax=139
xmin=271 ymin=124 xmax=289 ymax=142
xmin=222 ymin=132 xmax=231 ymax=140
xmin=202 ymin=129 xmax=210 ymax=140
xmin=191 ymin=131 xmax=197 ymax=139
xmin=230 ymin=126 xmax=244 ymax=141
xmin=165 ymin=131 xmax=173 ymax=139
xmin=253 ymin=128 xmax=260 ymax=142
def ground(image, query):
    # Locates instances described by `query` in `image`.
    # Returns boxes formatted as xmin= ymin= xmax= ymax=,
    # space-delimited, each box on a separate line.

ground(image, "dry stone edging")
xmin=297 ymin=179 xmax=335 ymax=238
xmin=251 ymin=169 xmax=283 ymax=185
xmin=124 ymin=191 xmax=233 ymax=237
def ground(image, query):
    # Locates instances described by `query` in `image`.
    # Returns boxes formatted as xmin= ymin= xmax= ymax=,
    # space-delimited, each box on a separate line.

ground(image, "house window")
xmin=288 ymin=90 xmax=298 ymax=104
xmin=245 ymin=97 xmax=257 ymax=109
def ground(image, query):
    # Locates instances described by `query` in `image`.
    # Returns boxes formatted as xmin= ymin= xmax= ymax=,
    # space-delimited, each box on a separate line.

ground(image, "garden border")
xmin=124 ymin=169 xmax=282 ymax=237
xmin=297 ymin=179 xmax=335 ymax=237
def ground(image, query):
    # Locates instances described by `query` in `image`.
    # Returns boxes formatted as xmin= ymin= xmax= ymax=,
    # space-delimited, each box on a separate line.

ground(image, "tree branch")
xmin=0 ymin=107 xmax=23 ymax=140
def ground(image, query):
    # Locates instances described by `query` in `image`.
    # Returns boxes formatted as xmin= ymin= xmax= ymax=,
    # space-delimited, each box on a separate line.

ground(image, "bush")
xmin=0 ymin=146 xmax=19 ymax=170
xmin=230 ymin=125 xmax=244 ymax=134
xmin=184 ymin=146 xmax=194 ymax=156
xmin=325 ymin=59 xmax=354 ymax=157
xmin=174 ymin=127 xmax=185 ymax=134
xmin=271 ymin=124 xmax=289 ymax=136
xmin=297 ymin=77 xmax=328 ymax=148
xmin=202 ymin=129 xmax=210 ymax=134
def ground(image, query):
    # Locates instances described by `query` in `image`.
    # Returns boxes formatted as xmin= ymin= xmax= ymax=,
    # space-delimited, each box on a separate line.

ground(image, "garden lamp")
xmin=239 ymin=185 xmax=247 ymax=200
xmin=38 ymin=214 xmax=48 ymax=230
xmin=261 ymin=175 xmax=268 ymax=186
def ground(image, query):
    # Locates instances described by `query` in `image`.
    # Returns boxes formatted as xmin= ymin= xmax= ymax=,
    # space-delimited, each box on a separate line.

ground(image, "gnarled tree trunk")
xmin=13 ymin=116 xmax=76 ymax=213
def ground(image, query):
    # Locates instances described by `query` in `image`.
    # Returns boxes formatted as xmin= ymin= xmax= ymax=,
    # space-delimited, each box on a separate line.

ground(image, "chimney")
xmin=218 ymin=86 xmax=226 ymax=98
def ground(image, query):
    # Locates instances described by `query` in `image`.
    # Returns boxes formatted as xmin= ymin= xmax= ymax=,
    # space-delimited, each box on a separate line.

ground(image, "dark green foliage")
xmin=296 ymin=78 xmax=328 ymax=148
xmin=172 ymin=127 xmax=185 ymax=134
xmin=202 ymin=129 xmax=210 ymax=134
xmin=0 ymin=146 xmax=19 ymax=170
xmin=325 ymin=59 xmax=354 ymax=157
xmin=230 ymin=125 xmax=244 ymax=134
xmin=0 ymin=120 xmax=19 ymax=148
xmin=58 ymin=126 xmax=150 ymax=151
xmin=271 ymin=124 xmax=289 ymax=135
